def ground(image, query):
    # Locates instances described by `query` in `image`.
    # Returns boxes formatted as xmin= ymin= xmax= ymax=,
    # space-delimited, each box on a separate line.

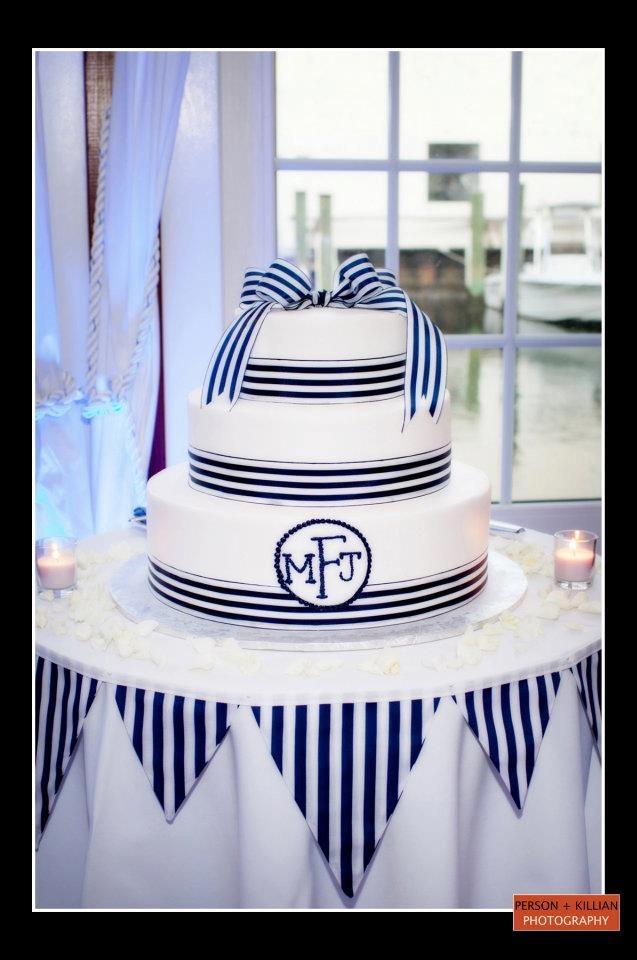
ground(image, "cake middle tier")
xmin=188 ymin=389 xmax=452 ymax=506
xmin=146 ymin=461 xmax=490 ymax=631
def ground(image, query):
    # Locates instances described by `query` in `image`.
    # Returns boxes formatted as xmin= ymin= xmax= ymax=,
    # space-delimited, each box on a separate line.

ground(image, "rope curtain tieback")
xmin=35 ymin=370 xmax=83 ymax=422
xmin=201 ymin=254 xmax=448 ymax=428
xmin=81 ymin=102 xmax=161 ymax=508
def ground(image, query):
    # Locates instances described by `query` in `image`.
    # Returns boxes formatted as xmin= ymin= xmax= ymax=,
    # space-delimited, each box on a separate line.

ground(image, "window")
xmin=274 ymin=49 xmax=602 ymax=504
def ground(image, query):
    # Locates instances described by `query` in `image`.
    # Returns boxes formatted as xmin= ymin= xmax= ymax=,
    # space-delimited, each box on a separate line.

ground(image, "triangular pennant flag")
xmin=453 ymin=670 xmax=561 ymax=810
xmin=251 ymin=697 xmax=440 ymax=898
xmin=114 ymin=685 xmax=237 ymax=820
xmin=35 ymin=656 xmax=101 ymax=845
xmin=571 ymin=651 xmax=601 ymax=751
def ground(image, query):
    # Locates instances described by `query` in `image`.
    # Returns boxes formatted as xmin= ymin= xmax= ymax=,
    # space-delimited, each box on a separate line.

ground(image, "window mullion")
xmin=386 ymin=51 xmax=400 ymax=276
xmin=500 ymin=50 xmax=523 ymax=505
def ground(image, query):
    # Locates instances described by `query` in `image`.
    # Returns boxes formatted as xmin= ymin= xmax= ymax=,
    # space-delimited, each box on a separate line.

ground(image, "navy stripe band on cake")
xmin=188 ymin=445 xmax=452 ymax=506
xmin=239 ymin=355 xmax=405 ymax=403
xmin=147 ymin=552 xmax=488 ymax=630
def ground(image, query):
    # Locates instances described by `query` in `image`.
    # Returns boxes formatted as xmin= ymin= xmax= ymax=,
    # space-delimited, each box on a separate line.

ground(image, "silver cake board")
xmin=109 ymin=549 xmax=527 ymax=652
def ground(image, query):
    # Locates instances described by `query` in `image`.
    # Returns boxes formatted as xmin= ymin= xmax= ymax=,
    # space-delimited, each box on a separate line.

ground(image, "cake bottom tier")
xmin=146 ymin=462 xmax=491 ymax=631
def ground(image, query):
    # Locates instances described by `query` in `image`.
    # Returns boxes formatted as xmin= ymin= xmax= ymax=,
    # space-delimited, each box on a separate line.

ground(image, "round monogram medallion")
xmin=274 ymin=519 xmax=372 ymax=609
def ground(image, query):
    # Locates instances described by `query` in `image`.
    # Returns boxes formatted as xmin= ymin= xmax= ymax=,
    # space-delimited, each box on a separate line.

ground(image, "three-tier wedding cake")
xmin=146 ymin=255 xmax=491 ymax=631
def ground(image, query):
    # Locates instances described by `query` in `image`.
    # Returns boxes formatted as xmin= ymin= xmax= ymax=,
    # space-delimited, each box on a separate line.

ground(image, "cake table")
xmin=35 ymin=527 xmax=601 ymax=909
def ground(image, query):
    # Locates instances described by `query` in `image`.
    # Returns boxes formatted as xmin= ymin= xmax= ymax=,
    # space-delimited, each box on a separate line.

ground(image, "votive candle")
xmin=36 ymin=538 xmax=77 ymax=593
xmin=553 ymin=530 xmax=597 ymax=590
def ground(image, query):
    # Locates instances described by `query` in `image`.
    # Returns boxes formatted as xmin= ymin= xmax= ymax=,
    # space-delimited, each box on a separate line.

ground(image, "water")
xmin=441 ymin=297 xmax=601 ymax=501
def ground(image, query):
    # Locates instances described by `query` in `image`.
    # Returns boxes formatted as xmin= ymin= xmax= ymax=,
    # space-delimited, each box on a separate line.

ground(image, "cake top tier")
xmin=250 ymin=306 xmax=405 ymax=360
xmin=202 ymin=253 xmax=447 ymax=427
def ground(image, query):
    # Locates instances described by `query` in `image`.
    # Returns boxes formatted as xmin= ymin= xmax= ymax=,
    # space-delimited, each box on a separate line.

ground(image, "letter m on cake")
xmin=282 ymin=552 xmax=317 ymax=586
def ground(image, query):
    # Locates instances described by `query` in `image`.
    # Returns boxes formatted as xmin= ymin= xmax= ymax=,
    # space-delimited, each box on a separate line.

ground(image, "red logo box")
xmin=513 ymin=895 xmax=620 ymax=931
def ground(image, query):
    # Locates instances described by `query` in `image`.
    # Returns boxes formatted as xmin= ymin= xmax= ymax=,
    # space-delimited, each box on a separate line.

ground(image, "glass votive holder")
xmin=553 ymin=530 xmax=598 ymax=590
xmin=35 ymin=537 xmax=77 ymax=597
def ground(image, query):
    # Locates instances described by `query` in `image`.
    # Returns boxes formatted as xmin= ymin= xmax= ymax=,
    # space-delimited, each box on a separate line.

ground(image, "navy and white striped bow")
xmin=202 ymin=254 xmax=447 ymax=426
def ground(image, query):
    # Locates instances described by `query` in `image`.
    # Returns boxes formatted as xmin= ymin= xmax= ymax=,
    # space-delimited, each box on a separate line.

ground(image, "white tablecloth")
xmin=35 ymin=529 xmax=601 ymax=909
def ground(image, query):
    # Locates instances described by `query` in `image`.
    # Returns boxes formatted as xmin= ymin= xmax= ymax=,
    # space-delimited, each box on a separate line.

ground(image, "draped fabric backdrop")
xmin=35 ymin=56 xmax=93 ymax=539
xmin=35 ymin=52 xmax=190 ymax=538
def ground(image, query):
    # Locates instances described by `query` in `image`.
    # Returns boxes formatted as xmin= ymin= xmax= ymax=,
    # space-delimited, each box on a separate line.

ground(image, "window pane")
xmin=448 ymin=349 xmax=502 ymax=501
xmin=512 ymin=174 xmax=601 ymax=333
xmin=521 ymin=50 xmax=603 ymax=161
xmin=513 ymin=347 xmax=601 ymax=501
xmin=399 ymin=172 xmax=507 ymax=333
xmin=400 ymin=50 xmax=510 ymax=160
xmin=277 ymin=172 xmax=386 ymax=283
xmin=276 ymin=51 xmax=388 ymax=159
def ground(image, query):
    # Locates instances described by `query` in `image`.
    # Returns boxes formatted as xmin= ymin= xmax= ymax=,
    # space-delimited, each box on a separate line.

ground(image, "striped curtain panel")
xmin=114 ymin=685 xmax=237 ymax=820
xmin=35 ymin=657 xmax=100 ymax=845
xmin=251 ymin=698 xmax=440 ymax=898
xmin=453 ymin=670 xmax=562 ymax=811
xmin=571 ymin=651 xmax=601 ymax=750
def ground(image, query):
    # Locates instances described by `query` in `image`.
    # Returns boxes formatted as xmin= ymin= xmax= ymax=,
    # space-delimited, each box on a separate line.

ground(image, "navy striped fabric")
xmin=453 ymin=670 xmax=562 ymax=810
xmin=251 ymin=698 xmax=440 ymax=898
xmin=114 ymin=685 xmax=237 ymax=820
xmin=35 ymin=651 xmax=600 ymax=870
xmin=148 ymin=552 xmax=488 ymax=631
xmin=201 ymin=254 xmax=447 ymax=427
xmin=239 ymin=354 xmax=406 ymax=403
xmin=35 ymin=657 xmax=100 ymax=845
xmin=571 ymin=651 xmax=601 ymax=750
xmin=188 ymin=444 xmax=452 ymax=506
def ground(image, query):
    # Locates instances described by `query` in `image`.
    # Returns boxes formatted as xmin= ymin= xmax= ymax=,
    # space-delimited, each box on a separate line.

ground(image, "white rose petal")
xmin=115 ymin=634 xmax=134 ymax=658
xmin=100 ymin=616 xmax=124 ymax=642
xmin=529 ymin=602 xmax=561 ymax=620
xmin=35 ymin=608 xmax=48 ymax=629
xmin=444 ymin=656 xmax=464 ymax=670
xmin=38 ymin=590 xmax=55 ymax=602
xmin=579 ymin=600 xmax=602 ymax=614
xmin=477 ymin=634 xmax=500 ymax=652
xmin=490 ymin=536 xmax=510 ymax=552
xmin=358 ymin=653 xmax=400 ymax=676
xmin=74 ymin=622 xmax=92 ymax=641
xmin=499 ymin=612 xmax=519 ymax=630
xmin=457 ymin=644 xmax=483 ymax=666
xmin=482 ymin=621 xmax=504 ymax=636
xmin=461 ymin=625 xmax=477 ymax=646
xmin=238 ymin=653 xmax=262 ymax=675
xmin=192 ymin=638 xmax=216 ymax=657
xmin=563 ymin=620 xmax=583 ymax=631
xmin=132 ymin=636 xmax=152 ymax=659
xmin=287 ymin=657 xmax=343 ymax=678
xmin=565 ymin=591 xmax=586 ymax=609
xmin=135 ymin=619 xmax=159 ymax=636
xmin=91 ymin=635 xmax=107 ymax=651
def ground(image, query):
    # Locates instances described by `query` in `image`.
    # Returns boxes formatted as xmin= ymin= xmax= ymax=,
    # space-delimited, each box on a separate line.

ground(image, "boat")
xmin=484 ymin=203 xmax=601 ymax=323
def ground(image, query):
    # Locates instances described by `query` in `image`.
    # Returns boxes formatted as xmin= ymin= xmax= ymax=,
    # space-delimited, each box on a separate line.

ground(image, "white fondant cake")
xmin=146 ymin=263 xmax=491 ymax=632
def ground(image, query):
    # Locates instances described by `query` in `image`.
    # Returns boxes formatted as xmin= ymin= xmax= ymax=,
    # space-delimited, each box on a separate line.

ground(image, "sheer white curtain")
xmin=35 ymin=52 xmax=190 ymax=538
xmin=84 ymin=52 xmax=189 ymax=532
xmin=35 ymin=55 xmax=94 ymax=540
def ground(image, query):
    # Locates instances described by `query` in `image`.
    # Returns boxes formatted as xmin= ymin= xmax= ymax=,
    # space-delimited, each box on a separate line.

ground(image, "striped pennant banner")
xmin=35 ymin=657 xmax=100 ymax=845
xmin=114 ymin=685 xmax=237 ymax=820
xmin=570 ymin=650 xmax=601 ymax=750
xmin=251 ymin=697 xmax=440 ymax=898
xmin=202 ymin=253 xmax=447 ymax=428
xmin=453 ymin=670 xmax=562 ymax=810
